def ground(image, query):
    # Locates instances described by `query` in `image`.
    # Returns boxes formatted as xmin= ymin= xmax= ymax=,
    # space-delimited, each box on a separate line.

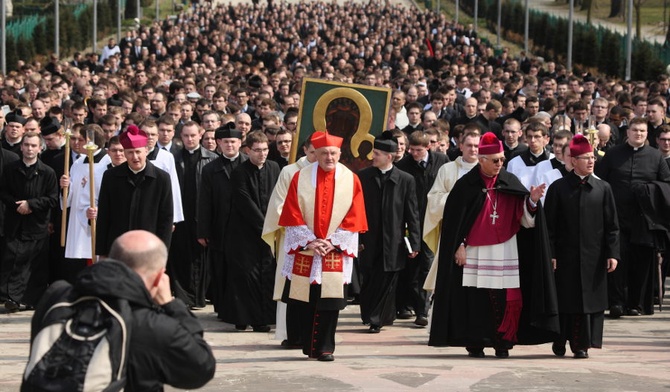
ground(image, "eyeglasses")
xmin=483 ymin=156 xmax=506 ymax=164
xmin=658 ymin=138 xmax=670 ymax=143
xmin=574 ymin=156 xmax=596 ymax=161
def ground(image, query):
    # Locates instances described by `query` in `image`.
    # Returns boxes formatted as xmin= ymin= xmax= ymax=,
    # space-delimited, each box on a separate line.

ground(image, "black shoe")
xmin=627 ymin=308 xmax=641 ymax=316
xmin=317 ymin=353 xmax=334 ymax=362
xmin=4 ymin=299 xmax=19 ymax=313
xmin=609 ymin=305 xmax=624 ymax=318
xmin=369 ymin=325 xmax=381 ymax=333
xmin=573 ymin=350 xmax=589 ymax=359
xmin=397 ymin=310 xmax=413 ymax=319
xmin=252 ymin=325 xmax=271 ymax=332
xmin=466 ymin=348 xmax=485 ymax=358
xmin=280 ymin=340 xmax=302 ymax=349
xmin=495 ymin=349 xmax=509 ymax=358
xmin=414 ymin=316 xmax=428 ymax=327
xmin=552 ymin=341 xmax=566 ymax=357
xmin=4 ymin=299 xmax=29 ymax=313
xmin=235 ymin=324 xmax=248 ymax=331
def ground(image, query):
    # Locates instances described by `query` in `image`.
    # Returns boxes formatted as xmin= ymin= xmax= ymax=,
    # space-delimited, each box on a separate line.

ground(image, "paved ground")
xmin=529 ymin=0 xmax=666 ymax=44
xmin=2 ymin=302 xmax=669 ymax=391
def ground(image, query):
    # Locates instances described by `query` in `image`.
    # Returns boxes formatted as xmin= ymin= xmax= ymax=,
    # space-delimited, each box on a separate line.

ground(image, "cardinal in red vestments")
xmin=278 ymin=130 xmax=367 ymax=362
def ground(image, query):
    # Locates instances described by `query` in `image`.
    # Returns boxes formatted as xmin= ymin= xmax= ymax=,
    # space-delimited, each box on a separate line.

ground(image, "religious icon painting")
xmin=291 ymin=78 xmax=392 ymax=172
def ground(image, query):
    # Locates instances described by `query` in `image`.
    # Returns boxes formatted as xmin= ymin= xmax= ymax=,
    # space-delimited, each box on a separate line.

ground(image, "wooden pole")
xmin=60 ymin=131 xmax=71 ymax=247
xmin=86 ymin=146 xmax=97 ymax=261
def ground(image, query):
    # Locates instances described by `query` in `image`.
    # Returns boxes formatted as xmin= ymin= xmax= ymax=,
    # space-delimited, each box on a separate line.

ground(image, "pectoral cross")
xmin=323 ymin=252 xmax=342 ymax=271
xmin=490 ymin=210 xmax=499 ymax=225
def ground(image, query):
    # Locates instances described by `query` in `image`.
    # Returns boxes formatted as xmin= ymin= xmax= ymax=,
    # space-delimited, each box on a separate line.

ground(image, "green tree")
xmin=582 ymin=26 xmax=599 ymax=67
xmin=6 ymin=37 xmax=18 ymax=72
xmin=33 ymin=22 xmax=47 ymax=58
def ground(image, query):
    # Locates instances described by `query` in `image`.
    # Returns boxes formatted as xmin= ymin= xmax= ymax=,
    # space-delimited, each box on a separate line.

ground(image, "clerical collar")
xmin=223 ymin=152 xmax=239 ymax=162
xmin=531 ymin=150 xmax=545 ymax=158
xmin=504 ymin=142 xmax=518 ymax=149
xmin=129 ymin=163 xmax=147 ymax=174
xmin=23 ymin=159 xmax=37 ymax=168
xmin=379 ymin=166 xmax=393 ymax=174
xmin=186 ymin=147 xmax=198 ymax=154
xmin=576 ymin=173 xmax=588 ymax=180
xmin=6 ymin=139 xmax=20 ymax=146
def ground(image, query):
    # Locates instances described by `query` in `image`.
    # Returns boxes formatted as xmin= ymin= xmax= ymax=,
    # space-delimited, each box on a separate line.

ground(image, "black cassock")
xmin=429 ymin=166 xmax=559 ymax=348
xmin=545 ymin=172 xmax=620 ymax=350
xmin=220 ymin=159 xmax=279 ymax=326
xmin=169 ymin=147 xmax=216 ymax=308
xmin=358 ymin=166 xmax=421 ymax=327
xmin=197 ymin=154 xmax=247 ymax=317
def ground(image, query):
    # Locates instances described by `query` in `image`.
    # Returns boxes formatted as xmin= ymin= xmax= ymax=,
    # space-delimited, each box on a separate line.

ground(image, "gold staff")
xmin=84 ymin=129 xmax=98 ymax=261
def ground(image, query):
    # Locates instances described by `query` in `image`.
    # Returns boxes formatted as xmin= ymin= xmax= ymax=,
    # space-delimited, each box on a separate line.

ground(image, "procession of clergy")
xmin=6 ymin=112 xmax=669 ymax=363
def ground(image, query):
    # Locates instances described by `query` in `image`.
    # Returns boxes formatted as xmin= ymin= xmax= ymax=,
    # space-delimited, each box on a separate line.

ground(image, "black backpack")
xmin=22 ymin=282 xmax=133 ymax=392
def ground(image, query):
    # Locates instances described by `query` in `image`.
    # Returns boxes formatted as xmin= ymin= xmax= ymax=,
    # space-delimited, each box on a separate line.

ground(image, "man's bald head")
xmin=108 ymin=230 xmax=168 ymax=276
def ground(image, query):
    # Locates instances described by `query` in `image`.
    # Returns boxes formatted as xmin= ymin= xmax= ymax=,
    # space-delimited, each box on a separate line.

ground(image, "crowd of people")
xmin=0 ymin=0 xmax=668 ymax=372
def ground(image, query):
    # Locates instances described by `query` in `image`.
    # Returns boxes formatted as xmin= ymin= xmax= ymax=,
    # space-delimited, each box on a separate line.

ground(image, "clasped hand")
xmin=306 ymin=239 xmax=335 ymax=256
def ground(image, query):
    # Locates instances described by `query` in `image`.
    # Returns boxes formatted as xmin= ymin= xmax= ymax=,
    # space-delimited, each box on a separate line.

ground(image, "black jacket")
xmin=596 ymin=143 xmax=670 ymax=234
xmin=197 ymin=154 xmax=248 ymax=250
xmin=96 ymin=162 xmax=174 ymax=255
xmin=395 ymin=150 xmax=449 ymax=227
xmin=0 ymin=148 xmax=20 ymax=236
xmin=0 ymin=159 xmax=58 ymax=240
xmin=29 ymin=260 xmax=215 ymax=392
xmin=358 ymin=166 xmax=421 ymax=272
xmin=174 ymin=147 xmax=218 ymax=214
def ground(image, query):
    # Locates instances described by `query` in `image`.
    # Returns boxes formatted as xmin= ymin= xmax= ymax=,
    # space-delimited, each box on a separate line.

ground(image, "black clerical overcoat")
xmin=429 ymin=166 xmax=559 ymax=347
xmin=196 ymin=154 xmax=248 ymax=251
xmin=358 ymin=166 xmax=421 ymax=272
xmin=96 ymin=161 xmax=173 ymax=255
xmin=595 ymin=143 xmax=670 ymax=240
xmin=395 ymin=150 xmax=449 ymax=224
xmin=544 ymin=172 xmax=620 ymax=314
xmin=0 ymin=148 xmax=19 ymax=236
xmin=220 ymin=159 xmax=279 ymax=325
xmin=0 ymin=159 xmax=58 ymax=240
xmin=169 ymin=146 xmax=217 ymax=307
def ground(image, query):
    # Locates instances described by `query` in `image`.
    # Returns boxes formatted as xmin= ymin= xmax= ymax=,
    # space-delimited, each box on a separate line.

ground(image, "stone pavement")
xmin=2 ymin=302 xmax=669 ymax=391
